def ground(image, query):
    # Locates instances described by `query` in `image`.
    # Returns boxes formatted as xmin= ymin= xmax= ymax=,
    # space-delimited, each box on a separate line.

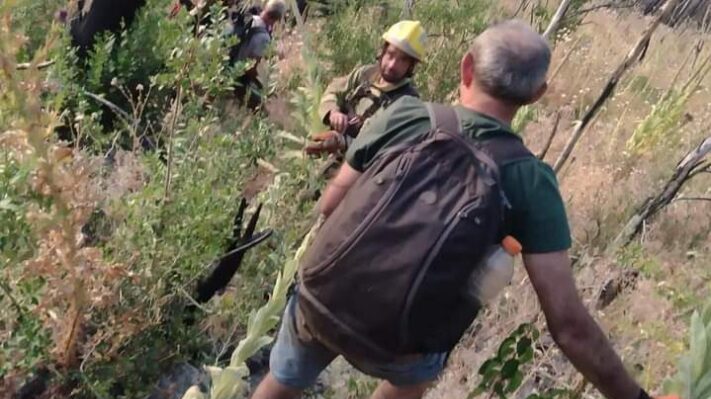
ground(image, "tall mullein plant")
xmin=182 ymin=215 xmax=324 ymax=399
xmin=665 ymin=301 xmax=711 ymax=399
xmin=287 ymin=0 xmax=326 ymax=137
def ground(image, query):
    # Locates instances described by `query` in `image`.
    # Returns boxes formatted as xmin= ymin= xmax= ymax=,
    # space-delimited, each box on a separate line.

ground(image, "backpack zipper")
xmin=399 ymin=198 xmax=483 ymax=348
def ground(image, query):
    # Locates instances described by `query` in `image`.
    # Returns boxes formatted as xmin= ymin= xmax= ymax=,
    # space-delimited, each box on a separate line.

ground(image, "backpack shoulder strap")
xmin=425 ymin=102 xmax=461 ymax=135
xmin=424 ymin=103 xmax=534 ymax=166
xmin=399 ymin=83 xmax=420 ymax=99
xmin=379 ymin=82 xmax=419 ymax=107
xmin=481 ymin=135 xmax=534 ymax=167
xmin=425 ymin=103 xmax=502 ymax=184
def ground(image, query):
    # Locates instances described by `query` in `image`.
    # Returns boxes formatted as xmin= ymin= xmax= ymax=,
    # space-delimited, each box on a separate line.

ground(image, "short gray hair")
xmin=469 ymin=20 xmax=550 ymax=105
xmin=264 ymin=0 xmax=287 ymax=18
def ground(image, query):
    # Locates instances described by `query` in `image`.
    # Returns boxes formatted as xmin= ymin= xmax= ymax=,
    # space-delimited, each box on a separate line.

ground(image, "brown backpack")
xmin=297 ymin=103 xmax=532 ymax=362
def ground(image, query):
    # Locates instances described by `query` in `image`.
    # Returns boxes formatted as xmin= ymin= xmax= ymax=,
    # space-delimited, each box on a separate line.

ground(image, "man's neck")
xmin=259 ymin=13 xmax=271 ymax=26
xmin=459 ymin=92 xmax=518 ymax=127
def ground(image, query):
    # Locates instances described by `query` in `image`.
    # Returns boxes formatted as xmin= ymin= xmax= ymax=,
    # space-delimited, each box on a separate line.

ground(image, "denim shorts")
xmin=269 ymin=293 xmax=448 ymax=389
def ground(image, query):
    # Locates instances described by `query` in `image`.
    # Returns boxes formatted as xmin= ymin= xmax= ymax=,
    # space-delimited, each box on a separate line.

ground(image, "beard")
xmin=380 ymin=67 xmax=406 ymax=83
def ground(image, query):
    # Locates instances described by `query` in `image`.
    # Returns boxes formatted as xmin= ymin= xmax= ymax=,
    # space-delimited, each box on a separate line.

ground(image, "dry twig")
xmin=537 ymin=112 xmax=561 ymax=160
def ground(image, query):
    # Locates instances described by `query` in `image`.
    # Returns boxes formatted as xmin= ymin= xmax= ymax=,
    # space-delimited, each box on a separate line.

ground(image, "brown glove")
xmin=305 ymin=131 xmax=346 ymax=156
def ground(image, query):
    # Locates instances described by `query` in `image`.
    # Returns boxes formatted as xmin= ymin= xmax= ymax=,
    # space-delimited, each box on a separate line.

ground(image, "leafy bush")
xmin=46 ymin=0 xmax=243 ymax=151
xmin=469 ymin=322 xmax=573 ymax=399
xmin=0 ymin=0 xmax=283 ymax=396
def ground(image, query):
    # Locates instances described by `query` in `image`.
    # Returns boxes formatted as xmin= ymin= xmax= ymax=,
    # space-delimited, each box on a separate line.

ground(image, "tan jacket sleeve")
xmin=317 ymin=66 xmax=367 ymax=126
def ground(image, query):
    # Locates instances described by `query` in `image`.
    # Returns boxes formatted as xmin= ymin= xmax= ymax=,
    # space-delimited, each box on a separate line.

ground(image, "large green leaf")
xmin=505 ymin=370 xmax=524 ymax=393
xmin=691 ymin=370 xmax=711 ymax=399
xmin=478 ymin=358 xmax=501 ymax=376
xmin=517 ymin=337 xmax=532 ymax=356
xmin=690 ymin=312 xmax=708 ymax=384
xmin=498 ymin=337 xmax=517 ymax=359
xmin=501 ymin=359 xmax=520 ymax=379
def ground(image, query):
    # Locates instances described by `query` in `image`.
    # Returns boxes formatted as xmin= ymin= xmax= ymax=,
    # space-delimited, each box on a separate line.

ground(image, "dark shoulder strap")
xmin=425 ymin=102 xmax=461 ymax=135
xmin=481 ymin=135 xmax=534 ymax=166
xmin=425 ymin=103 xmax=533 ymax=166
xmin=384 ymin=82 xmax=419 ymax=101
xmin=401 ymin=84 xmax=420 ymax=98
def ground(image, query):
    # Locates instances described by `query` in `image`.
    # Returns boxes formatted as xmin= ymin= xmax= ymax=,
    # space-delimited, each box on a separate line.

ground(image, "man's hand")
xmin=523 ymin=251 xmax=642 ymax=399
xmin=320 ymin=163 xmax=361 ymax=217
xmin=328 ymin=111 xmax=350 ymax=133
xmin=305 ymin=131 xmax=346 ymax=156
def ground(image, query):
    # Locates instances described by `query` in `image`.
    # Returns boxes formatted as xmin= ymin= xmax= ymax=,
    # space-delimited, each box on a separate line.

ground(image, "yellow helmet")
xmin=382 ymin=20 xmax=426 ymax=62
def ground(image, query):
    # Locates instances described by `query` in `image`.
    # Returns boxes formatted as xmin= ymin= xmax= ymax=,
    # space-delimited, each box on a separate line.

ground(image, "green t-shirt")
xmin=345 ymin=96 xmax=572 ymax=254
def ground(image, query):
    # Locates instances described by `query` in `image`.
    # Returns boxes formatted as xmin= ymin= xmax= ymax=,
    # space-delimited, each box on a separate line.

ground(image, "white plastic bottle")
xmin=466 ymin=236 xmax=522 ymax=303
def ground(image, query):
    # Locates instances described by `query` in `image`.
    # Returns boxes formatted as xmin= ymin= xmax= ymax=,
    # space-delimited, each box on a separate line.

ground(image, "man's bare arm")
xmin=320 ymin=163 xmax=362 ymax=217
xmin=523 ymin=251 xmax=641 ymax=399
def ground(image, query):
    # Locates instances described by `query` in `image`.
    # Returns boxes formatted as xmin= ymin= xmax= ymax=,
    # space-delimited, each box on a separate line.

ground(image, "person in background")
xmin=304 ymin=20 xmax=425 ymax=161
xmin=229 ymin=0 xmax=287 ymax=109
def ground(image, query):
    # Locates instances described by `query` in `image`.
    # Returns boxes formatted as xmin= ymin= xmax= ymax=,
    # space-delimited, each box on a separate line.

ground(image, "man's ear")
xmin=526 ymin=82 xmax=548 ymax=104
xmin=461 ymin=52 xmax=475 ymax=88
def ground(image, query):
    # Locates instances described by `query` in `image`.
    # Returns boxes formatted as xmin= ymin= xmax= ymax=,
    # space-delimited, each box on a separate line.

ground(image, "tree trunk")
xmin=542 ymin=0 xmax=573 ymax=40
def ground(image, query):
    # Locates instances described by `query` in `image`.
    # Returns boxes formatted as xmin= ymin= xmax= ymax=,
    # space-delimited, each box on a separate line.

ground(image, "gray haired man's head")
xmin=468 ymin=20 xmax=550 ymax=105
xmin=264 ymin=0 xmax=287 ymax=19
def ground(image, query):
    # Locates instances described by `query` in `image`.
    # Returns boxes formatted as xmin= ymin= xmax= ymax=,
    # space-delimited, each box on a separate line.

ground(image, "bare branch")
xmin=673 ymin=196 xmax=711 ymax=203
xmin=84 ymin=91 xmax=132 ymax=122
xmin=553 ymin=0 xmax=682 ymax=173
xmin=690 ymin=161 xmax=710 ymax=177
xmin=16 ymin=60 xmax=55 ymax=70
xmin=543 ymin=0 xmax=573 ymax=40
xmin=163 ymin=87 xmax=183 ymax=202
xmin=678 ymin=135 xmax=711 ymax=169
xmin=537 ymin=112 xmax=561 ymax=160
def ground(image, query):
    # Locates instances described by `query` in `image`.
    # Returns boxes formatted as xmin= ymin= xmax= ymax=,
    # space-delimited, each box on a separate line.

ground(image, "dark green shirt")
xmin=345 ymin=96 xmax=572 ymax=254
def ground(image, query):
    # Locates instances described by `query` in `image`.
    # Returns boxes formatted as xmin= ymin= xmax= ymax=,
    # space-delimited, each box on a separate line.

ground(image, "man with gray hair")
xmin=252 ymin=20 xmax=675 ymax=399
xmin=229 ymin=0 xmax=287 ymax=108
